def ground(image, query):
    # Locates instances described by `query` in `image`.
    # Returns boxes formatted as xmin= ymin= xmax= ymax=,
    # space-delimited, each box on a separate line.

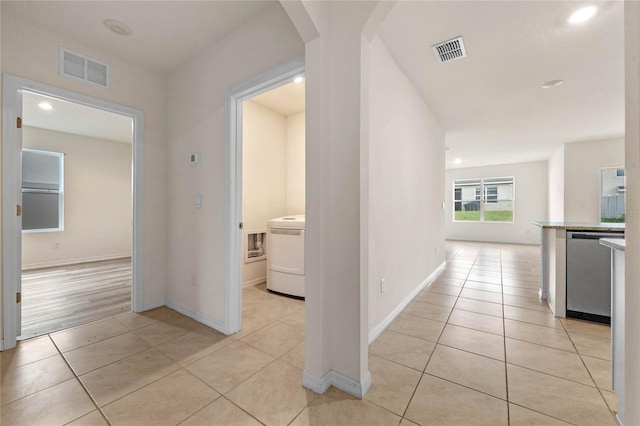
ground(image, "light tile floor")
xmin=1 ymin=241 xmax=618 ymax=425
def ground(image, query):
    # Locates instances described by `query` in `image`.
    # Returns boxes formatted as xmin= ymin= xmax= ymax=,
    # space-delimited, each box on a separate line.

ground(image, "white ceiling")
xmin=250 ymin=81 xmax=306 ymax=116
xmin=5 ymin=1 xmax=625 ymax=170
xmin=23 ymin=91 xmax=133 ymax=143
xmin=378 ymin=1 xmax=624 ymax=169
xmin=3 ymin=1 xmax=275 ymax=74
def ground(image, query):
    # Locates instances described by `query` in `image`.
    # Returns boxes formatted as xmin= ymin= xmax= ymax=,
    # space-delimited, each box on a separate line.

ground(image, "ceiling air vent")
xmin=59 ymin=48 xmax=110 ymax=89
xmin=432 ymin=36 xmax=467 ymax=64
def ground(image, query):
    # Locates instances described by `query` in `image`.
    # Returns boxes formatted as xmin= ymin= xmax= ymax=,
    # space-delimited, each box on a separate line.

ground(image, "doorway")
xmin=224 ymin=57 xmax=304 ymax=334
xmin=239 ymin=75 xmax=306 ymax=339
xmin=2 ymin=74 xmax=145 ymax=350
xmin=19 ymin=91 xmax=133 ymax=338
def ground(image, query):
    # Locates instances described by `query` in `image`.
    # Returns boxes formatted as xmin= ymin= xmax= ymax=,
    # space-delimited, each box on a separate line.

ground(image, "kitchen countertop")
xmin=532 ymin=221 xmax=625 ymax=231
xmin=600 ymin=238 xmax=626 ymax=252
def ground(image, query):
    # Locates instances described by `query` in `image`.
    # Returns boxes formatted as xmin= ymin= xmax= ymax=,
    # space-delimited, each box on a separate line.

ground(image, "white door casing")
xmin=224 ymin=57 xmax=305 ymax=334
xmin=1 ymin=74 xmax=145 ymax=350
xmin=2 ymin=79 xmax=23 ymax=344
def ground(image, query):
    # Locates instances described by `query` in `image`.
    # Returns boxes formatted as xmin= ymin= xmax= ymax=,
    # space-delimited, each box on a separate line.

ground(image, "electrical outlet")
xmin=380 ymin=278 xmax=386 ymax=293
xmin=54 ymin=242 xmax=60 ymax=249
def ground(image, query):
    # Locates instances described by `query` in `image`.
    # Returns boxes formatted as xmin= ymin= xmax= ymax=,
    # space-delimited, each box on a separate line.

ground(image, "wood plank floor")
xmin=20 ymin=258 xmax=131 ymax=339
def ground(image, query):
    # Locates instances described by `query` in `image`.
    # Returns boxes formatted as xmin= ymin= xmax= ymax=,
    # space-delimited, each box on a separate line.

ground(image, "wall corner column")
xmin=624 ymin=2 xmax=640 ymax=425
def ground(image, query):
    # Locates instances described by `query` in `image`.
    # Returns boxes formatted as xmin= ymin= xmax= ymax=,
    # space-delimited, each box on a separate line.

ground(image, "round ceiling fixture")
xmin=38 ymin=102 xmax=53 ymax=111
xmin=541 ymin=79 xmax=564 ymax=89
xmin=103 ymin=19 xmax=133 ymax=36
xmin=568 ymin=6 xmax=597 ymax=24
xmin=293 ymin=76 xmax=305 ymax=84
xmin=454 ymin=158 xmax=462 ymax=165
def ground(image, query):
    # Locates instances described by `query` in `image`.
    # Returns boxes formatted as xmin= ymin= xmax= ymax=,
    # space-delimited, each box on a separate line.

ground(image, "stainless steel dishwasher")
xmin=566 ymin=231 xmax=624 ymax=324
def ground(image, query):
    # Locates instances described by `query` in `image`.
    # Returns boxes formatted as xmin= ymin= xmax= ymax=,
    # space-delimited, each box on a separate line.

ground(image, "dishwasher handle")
xmin=570 ymin=233 xmax=624 ymax=240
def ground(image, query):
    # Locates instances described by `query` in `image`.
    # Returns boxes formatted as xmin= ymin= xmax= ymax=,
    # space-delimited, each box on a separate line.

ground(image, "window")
xmin=601 ymin=168 xmax=625 ymax=223
xmin=485 ymin=186 xmax=498 ymax=203
xmin=454 ymin=187 xmax=462 ymax=212
xmin=22 ymin=149 xmax=64 ymax=232
xmin=453 ymin=177 xmax=514 ymax=222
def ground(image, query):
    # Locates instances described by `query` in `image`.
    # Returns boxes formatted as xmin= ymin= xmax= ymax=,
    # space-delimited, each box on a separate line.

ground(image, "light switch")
xmin=190 ymin=153 xmax=200 ymax=165
xmin=195 ymin=194 xmax=202 ymax=209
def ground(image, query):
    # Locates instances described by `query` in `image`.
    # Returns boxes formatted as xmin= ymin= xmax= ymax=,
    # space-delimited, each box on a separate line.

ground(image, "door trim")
xmin=2 ymin=74 xmax=145 ymax=349
xmin=224 ymin=57 xmax=304 ymax=334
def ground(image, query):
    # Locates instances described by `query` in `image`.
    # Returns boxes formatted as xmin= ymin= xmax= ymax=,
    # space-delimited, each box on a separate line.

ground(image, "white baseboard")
xmin=140 ymin=300 xmax=166 ymax=312
xmin=302 ymin=369 xmax=372 ymax=399
xmin=242 ymin=277 xmax=266 ymax=287
xmin=22 ymin=253 xmax=132 ymax=270
xmin=368 ymin=261 xmax=447 ymax=344
xmin=165 ymin=300 xmax=226 ymax=334
xmin=302 ymin=370 xmax=332 ymax=394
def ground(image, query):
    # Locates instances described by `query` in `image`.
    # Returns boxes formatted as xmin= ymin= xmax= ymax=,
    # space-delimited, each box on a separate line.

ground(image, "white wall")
xmin=446 ymin=161 xmax=548 ymax=245
xmin=22 ymin=127 xmax=132 ymax=269
xmin=564 ymin=137 xmax=625 ymax=222
xmin=242 ymin=102 xmax=305 ymax=286
xmin=164 ymin=5 xmax=304 ymax=325
xmin=1 ymin=11 xmax=167 ymax=315
xmin=242 ymin=100 xmax=287 ymax=286
xmin=548 ymin=146 xmax=565 ymax=221
xmin=285 ymin=111 xmax=305 ymax=215
xmin=623 ymin=3 xmax=640 ymax=422
xmin=367 ymin=35 xmax=446 ymax=333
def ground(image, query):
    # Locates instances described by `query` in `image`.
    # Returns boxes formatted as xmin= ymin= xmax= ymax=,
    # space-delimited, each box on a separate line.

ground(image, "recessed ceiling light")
xmin=568 ymin=6 xmax=597 ymax=24
xmin=542 ymin=79 xmax=564 ymax=89
xmin=293 ymin=76 xmax=304 ymax=84
xmin=454 ymin=158 xmax=462 ymax=165
xmin=103 ymin=19 xmax=133 ymax=36
xmin=38 ymin=102 xmax=53 ymax=111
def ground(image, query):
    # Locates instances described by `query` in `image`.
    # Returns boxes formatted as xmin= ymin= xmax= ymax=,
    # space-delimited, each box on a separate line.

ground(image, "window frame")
xmin=452 ymin=176 xmax=515 ymax=223
xmin=21 ymin=148 xmax=65 ymax=233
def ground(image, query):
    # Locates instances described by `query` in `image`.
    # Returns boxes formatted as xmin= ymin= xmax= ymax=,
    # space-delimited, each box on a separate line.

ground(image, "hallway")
xmin=1 ymin=241 xmax=616 ymax=425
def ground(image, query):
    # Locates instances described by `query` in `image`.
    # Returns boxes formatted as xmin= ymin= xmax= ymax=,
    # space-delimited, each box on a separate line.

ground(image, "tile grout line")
xmin=398 ymin=245 xmax=469 ymax=423
xmin=178 ymin=367 xmax=269 ymax=426
xmin=560 ymin=320 xmax=619 ymax=420
xmin=501 ymin=248 xmax=512 ymax=426
xmin=445 ymin=248 xmax=510 ymax=407
xmin=54 ymin=309 xmax=223 ymax=425
xmin=501 ymin=248 xmax=615 ymax=425
xmin=47 ymin=332 xmax=113 ymax=426
xmin=441 ymin=243 xmax=587 ymax=425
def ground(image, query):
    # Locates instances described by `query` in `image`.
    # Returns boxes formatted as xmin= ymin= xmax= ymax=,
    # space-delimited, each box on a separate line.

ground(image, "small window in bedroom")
xmin=453 ymin=177 xmax=514 ymax=222
xmin=22 ymin=149 xmax=64 ymax=232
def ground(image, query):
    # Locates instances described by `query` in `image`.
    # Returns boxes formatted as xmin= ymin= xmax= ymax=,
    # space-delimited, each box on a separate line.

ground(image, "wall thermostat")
xmin=190 ymin=153 xmax=200 ymax=165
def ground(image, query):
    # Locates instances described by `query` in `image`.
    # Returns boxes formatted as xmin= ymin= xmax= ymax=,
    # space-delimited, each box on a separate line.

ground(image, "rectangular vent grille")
xmin=59 ymin=48 xmax=110 ymax=88
xmin=432 ymin=36 xmax=467 ymax=63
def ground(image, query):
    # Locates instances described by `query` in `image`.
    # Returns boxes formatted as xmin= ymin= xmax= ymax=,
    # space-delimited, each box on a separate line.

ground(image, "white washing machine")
xmin=267 ymin=215 xmax=305 ymax=298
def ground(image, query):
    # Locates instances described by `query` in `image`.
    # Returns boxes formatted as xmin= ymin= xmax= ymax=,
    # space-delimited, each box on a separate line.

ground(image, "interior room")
xmin=239 ymin=80 xmax=307 ymax=347
xmin=20 ymin=92 xmax=133 ymax=338
xmin=241 ymin=80 xmax=305 ymax=290
xmin=1 ymin=1 xmax=639 ymax=426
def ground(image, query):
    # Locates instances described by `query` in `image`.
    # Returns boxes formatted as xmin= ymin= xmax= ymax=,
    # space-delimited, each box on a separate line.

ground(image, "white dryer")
xmin=267 ymin=215 xmax=305 ymax=298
